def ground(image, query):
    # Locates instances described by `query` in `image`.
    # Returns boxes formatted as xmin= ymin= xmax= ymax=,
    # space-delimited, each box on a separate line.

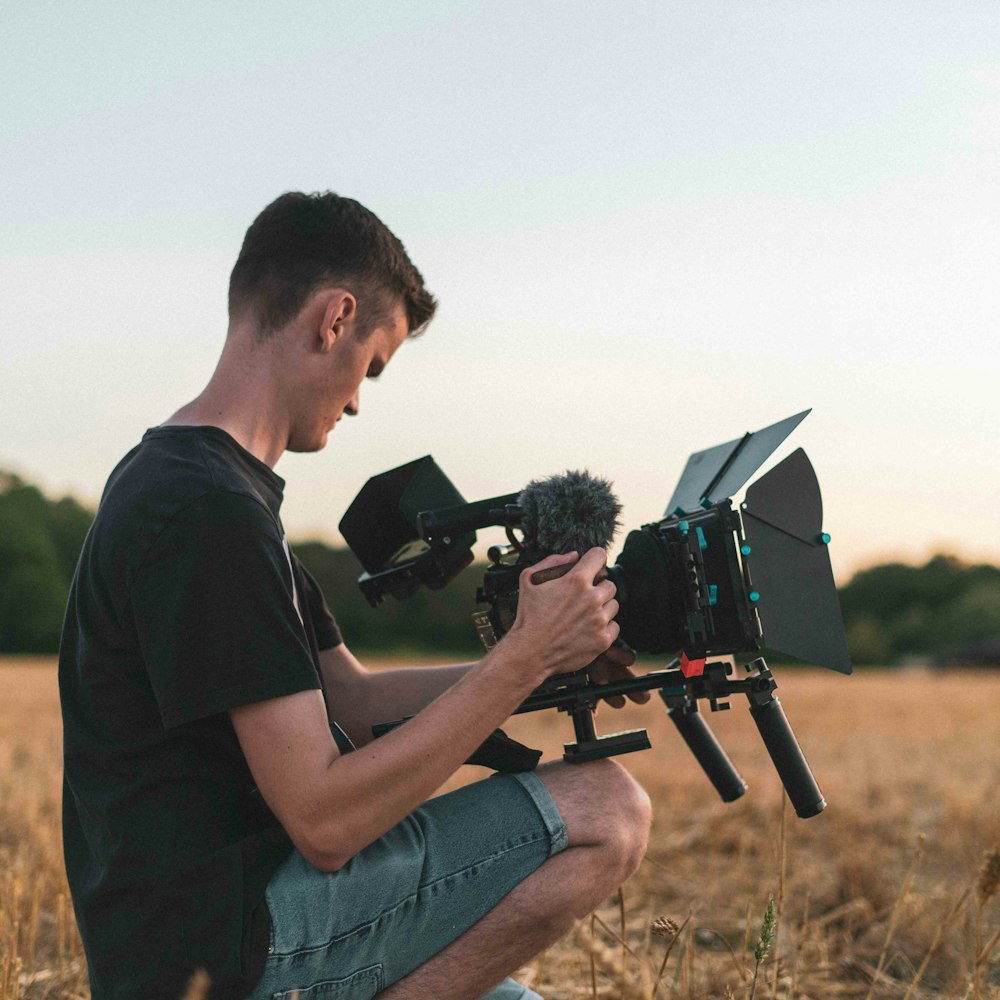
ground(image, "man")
xmin=60 ymin=192 xmax=651 ymax=1000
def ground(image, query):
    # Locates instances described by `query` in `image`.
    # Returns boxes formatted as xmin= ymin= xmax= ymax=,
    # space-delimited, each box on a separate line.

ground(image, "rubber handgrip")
xmin=666 ymin=706 xmax=748 ymax=802
xmin=748 ymin=696 xmax=826 ymax=818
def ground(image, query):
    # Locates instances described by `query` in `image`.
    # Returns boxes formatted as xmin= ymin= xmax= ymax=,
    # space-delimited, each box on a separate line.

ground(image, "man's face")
xmin=288 ymin=301 xmax=409 ymax=453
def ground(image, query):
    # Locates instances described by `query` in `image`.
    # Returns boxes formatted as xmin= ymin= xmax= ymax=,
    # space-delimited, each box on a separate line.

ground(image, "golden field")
xmin=1 ymin=658 xmax=998 ymax=999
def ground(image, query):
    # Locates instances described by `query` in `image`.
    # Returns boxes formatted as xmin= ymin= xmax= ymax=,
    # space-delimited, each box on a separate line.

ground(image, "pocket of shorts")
xmin=271 ymin=963 xmax=383 ymax=1000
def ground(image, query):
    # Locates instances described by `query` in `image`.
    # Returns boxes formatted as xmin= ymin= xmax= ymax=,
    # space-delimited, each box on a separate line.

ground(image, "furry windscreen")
xmin=518 ymin=470 xmax=622 ymax=554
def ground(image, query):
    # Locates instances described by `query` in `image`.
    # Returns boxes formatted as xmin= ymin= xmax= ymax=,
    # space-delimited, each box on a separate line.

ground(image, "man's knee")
xmin=595 ymin=760 xmax=651 ymax=879
xmin=538 ymin=758 xmax=651 ymax=879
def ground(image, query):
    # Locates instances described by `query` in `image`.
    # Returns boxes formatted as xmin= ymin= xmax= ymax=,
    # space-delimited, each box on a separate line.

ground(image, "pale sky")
xmin=3 ymin=1 xmax=999 ymax=581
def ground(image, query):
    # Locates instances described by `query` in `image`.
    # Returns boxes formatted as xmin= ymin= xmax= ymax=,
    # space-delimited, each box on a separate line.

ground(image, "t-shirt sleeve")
xmin=293 ymin=559 xmax=343 ymax=650
xmin=130 ymin=490 xmax=321 ymax=729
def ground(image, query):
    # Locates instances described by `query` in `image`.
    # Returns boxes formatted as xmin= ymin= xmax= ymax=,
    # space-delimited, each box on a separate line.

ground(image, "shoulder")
xmin=90 ymin=428 xmax=283 ymax=584
xmin=145 ymin=488 xmax=280 ymax=557
xmin=104 ymin=426 xmax=278 ymax=519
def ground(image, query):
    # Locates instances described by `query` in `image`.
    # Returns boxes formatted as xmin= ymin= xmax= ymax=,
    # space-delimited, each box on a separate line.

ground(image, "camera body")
xmin=474 ymin=499 xmax=761 ymax=663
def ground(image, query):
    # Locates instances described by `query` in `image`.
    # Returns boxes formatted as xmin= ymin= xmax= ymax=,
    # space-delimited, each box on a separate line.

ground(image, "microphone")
xmin=518 ymin=470 xmax=622 ymax=557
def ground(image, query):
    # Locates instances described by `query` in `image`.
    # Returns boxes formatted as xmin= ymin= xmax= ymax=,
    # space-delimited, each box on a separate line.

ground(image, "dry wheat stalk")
xmin=591 ymin=912 xmax=599 ymax=1000
xmin=683 ymin=913 xmax=695 ymax=1000
xmin=974 ymin=846 xmax=1000 ymax=1000
xmin=978 ymin=926 xmax=1000 ymax=965
xmin=771 ymin=791 xmax=788 ymax=1000
xmin=1 ymin=957 xmax=23 ymax=1000
xmin=591 ymin=912 xmax=649 ymax=974
xmin=572 ymin=921 xmax=648 ymax=1000
xmin=902 ymin=884 xmax=972 ymax=1000
xmin=619 ymin=887 xmax=628 ymax=1000
xmin=979 ymin=849 xmax=1000 ymax=906
xmin=865 ymin=830 xmax=926 ymax=1000
xmin=786 ymin=891 xmax=810 ymax=1000
xmin=25 ymin=884 xmax=39 ymax=973
xmin=650 ymin=913 xmax=690 ymax=1000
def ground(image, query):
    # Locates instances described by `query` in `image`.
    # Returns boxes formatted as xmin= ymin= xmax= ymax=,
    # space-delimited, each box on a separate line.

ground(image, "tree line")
xmin=0 ymin=472 xmax=93 ymax=653
xmin=2 ymin=470 xmax=998 ymax=665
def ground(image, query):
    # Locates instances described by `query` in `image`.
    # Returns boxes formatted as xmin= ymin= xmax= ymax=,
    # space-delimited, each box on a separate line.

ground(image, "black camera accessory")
xmin=339 ymin=456 xmax=486 ymax=605
xmin=664 ymin=409 xmax=810 ymax=516
xmin=741 ymin=449 xmax=851 ymax=674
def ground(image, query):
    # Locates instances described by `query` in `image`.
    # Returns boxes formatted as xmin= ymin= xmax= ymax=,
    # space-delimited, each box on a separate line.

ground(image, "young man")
xmin=60 ymin=192 xmax=652 ymax=1000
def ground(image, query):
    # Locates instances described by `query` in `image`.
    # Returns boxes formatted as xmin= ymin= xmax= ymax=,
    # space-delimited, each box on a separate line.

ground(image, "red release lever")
xmin=680 ymin=652 xmax=706 ymax=678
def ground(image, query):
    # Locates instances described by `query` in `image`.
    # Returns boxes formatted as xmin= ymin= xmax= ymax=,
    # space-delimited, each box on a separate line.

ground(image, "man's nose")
xmin=345 ymin=391 xmax=360 ymax=416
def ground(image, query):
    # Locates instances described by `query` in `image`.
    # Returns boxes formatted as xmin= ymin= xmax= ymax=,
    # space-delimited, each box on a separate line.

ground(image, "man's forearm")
xmin=319 ymin=646 xmax=477 ymax=748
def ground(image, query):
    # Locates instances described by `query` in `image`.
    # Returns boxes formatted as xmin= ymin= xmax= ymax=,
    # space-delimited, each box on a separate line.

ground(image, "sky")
xmin=2 ymin=1 xmax=999 ymax=582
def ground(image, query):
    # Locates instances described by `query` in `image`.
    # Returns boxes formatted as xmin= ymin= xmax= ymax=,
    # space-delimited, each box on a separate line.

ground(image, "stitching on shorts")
xmin=269 ymin=834 xmax=548 ymax=960
xmin=269 ymin=962 xmax=383 ymax=999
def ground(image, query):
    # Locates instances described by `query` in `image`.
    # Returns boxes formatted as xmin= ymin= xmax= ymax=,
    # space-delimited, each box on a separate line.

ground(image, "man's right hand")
xmin=503 ymin=547 xmax=620 ymax=684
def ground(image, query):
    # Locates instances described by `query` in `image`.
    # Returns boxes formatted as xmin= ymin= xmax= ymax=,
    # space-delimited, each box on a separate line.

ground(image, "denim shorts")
xmin=245 ymin=770 xmax=568 ymax=1000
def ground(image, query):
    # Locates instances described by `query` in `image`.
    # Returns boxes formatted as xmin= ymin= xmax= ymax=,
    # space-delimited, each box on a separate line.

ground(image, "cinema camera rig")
xmin=340 ymin=411 xmax=852 ymax=819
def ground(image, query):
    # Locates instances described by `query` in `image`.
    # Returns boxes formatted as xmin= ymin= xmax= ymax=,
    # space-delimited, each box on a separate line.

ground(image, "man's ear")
xmin=317 ymin=290 xmax=358 ymax=352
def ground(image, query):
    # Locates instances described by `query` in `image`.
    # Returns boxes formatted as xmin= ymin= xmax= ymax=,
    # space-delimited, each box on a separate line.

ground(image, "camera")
xmin=340 ymin=411 xmax=852 ymax=818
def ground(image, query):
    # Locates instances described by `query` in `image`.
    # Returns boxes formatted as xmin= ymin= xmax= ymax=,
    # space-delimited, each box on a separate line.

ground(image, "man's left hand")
xmin=588 ymin=644 xmax=651 ymax=710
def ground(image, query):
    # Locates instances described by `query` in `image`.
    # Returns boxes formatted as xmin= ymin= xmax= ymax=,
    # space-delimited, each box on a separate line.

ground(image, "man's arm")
xmin=319 ymin=644 xmax=649 ymax=749
xmin=231 ymin=548 xmax=619 ymax=873
xmin=316 ymin=646 xmax=473 ymax=748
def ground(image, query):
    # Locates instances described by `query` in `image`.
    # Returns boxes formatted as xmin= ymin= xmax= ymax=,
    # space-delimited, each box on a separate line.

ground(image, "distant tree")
xmin=839 ymin=554 xmax=1000 ymax=664
xmin=0 ymin=473 xmax=94 ymax=653
xmin=0 ymin=484 xmax=72 ymax=652
xmin=933 ymin=582 xmax=1000 ymax=648
xmin=844 ymin=615 xmax=891 ymax=666
xmin=49 ymin=495 xmax=94 ymax=581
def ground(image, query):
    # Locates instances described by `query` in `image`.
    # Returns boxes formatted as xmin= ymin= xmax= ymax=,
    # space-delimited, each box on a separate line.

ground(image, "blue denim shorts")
xmin=245 ymin=770 xmax=567 ymax=1000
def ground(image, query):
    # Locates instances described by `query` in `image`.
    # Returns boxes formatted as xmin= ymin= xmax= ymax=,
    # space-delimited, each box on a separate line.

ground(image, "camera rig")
xmin=340 ymin=411 xmax=852 ymax=818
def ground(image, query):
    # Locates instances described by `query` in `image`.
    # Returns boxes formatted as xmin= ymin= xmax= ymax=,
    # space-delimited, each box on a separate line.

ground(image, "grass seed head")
xmin=651 ymin=917 xmax=681 ymax=939
xmin=754 ymin=896 xmax=777 ymax=965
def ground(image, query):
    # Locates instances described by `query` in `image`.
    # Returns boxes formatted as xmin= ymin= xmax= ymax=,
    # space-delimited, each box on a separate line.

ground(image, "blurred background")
xmin=3 ymin=1 xmax=999 ymax=659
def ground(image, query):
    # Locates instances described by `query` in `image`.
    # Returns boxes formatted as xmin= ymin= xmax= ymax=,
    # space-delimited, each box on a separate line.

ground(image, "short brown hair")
xmin=228 ymin=192 xmax=437 ymax=338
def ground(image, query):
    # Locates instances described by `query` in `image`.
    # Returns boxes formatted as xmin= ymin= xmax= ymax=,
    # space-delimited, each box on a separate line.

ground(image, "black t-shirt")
xmin=59 ymin=426 xmax=344 ymax=1000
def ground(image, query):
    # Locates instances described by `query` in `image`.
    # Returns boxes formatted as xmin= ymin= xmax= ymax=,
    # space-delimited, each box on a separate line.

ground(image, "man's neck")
xmin=162 ymin=337 xmax=291 ymax=468
xmin=161 ymin=400 xmax=286 ymax=469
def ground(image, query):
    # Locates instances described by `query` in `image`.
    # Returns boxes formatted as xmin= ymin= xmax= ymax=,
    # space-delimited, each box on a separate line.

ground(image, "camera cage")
xmin=339 ymin=412 xmax=852 ymax=818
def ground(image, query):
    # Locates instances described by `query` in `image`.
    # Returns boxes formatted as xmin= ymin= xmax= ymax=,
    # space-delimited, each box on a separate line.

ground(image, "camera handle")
xmin=662 ymin=700 xmax=748 ymax=802
xmin=519 ymin=667 xmax=653 ymax=762
xmin=744 ymin=663 xmax=826 ymax=817
xmin=562 ymin=703 xmax=652 ymax=762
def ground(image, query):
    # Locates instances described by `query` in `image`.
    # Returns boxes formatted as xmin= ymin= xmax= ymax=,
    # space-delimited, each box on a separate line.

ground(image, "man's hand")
xmin=506 ymin=547 xmax=620 ymax=683
xmin=588 ymin=644 xmax=651 ymax=710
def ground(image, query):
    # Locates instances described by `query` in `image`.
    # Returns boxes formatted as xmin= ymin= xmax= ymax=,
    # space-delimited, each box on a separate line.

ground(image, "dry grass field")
xmin=1 ymin=658 xmax=998 ymax=999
